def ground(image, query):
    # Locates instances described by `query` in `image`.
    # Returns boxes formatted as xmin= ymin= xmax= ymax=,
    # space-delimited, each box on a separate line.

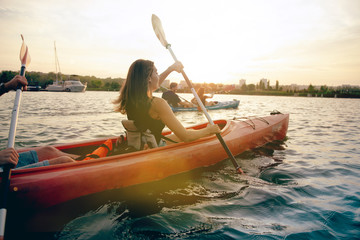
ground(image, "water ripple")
xmin=1 ymin=93 xmax=360 ymax=239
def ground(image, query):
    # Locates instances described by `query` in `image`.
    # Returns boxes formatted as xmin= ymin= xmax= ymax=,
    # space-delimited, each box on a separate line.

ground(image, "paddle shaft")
xmin=0 ymin=65 xmax=26 ymax=239
xmin=7 ymin=66 xmax=25 ymax=148
xmin=166 ymin=46 xmax=242 ymax=173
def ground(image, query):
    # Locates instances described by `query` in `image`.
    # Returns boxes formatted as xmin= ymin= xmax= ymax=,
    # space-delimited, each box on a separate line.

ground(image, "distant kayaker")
xmin=162 ymin=82 xmax=193 ymax=108
xmin=113 ymin=59 xmax=220 ymax=146
xmin=191 ymin=87 xmax=216 ymax=106
xmin=0 ymin=75 xmax=76 ymax=169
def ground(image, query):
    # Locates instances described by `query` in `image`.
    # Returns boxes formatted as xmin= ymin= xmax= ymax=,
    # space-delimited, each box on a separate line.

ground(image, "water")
xmin=1 ymin=91 xmax=359 ymax=239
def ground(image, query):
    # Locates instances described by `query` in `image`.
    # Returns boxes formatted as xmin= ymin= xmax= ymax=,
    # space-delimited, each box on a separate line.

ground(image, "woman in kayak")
xmin=191 ymin=87 xmax=216 ymax=106
xmin=113 ymin=59 xmax=220 ymax=146
xmin=0 ymin=75 xmax=76 ymax=169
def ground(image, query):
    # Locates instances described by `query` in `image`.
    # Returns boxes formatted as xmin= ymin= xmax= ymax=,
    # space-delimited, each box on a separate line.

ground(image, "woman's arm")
xmin=151 ymin=98 xmax=220 ymax=142
xmin=0 ymin=75 xmax=28 ymax=96
xmin=204 ymin=94 xmax=214 ymax=100
xmin=158 ymin=62 xmax=183 ymax=86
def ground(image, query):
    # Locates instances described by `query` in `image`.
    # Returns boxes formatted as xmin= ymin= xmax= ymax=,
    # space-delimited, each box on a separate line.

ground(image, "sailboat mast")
xmin=54 ymin=41 xmax=62 ymax=85
xmin=54 ymin=42 xmax=57 ymax=85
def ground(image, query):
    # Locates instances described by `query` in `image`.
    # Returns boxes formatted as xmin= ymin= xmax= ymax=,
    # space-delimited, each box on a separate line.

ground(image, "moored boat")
xmin=45 ymin=41 xmax=87 ymax=92
xmin=6 ymin=113 xmax=289 ymax=209
xmin=172 ymin=100 xmax=240 ymax=112
xmin=46 ymin=80 xmax=87 ymax=92
xmin=26 ymin=85 xmax=41 ymax=91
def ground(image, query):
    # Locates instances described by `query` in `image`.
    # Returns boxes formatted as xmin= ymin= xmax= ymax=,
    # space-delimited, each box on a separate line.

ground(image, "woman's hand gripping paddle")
xmin=0 ymin=34 xmax=31 ymax=240
xmin=151 ymin=14 xmax=244 ymax=174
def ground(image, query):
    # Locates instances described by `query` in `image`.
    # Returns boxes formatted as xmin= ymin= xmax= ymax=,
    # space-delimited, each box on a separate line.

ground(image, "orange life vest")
xmin=82 ymin=139 xmax=113 ymax=160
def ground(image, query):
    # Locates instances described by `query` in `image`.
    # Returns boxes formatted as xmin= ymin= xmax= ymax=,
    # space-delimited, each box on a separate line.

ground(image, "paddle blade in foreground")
xmin=19 ymin=34 xmax=31 ymax=67
xmin=0 ymin=34 xmax=31 ymax=240
xmin=151 ymin=14 xmax=169 ymax=48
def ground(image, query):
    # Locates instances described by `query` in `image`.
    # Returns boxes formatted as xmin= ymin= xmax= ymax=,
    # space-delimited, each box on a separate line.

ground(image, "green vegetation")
xmin=180 ymin=81 xmax=360 ymax=98
xmin=1 ymin=70 xmax=359 ymax=98
xmin=228 ymin=83 xmax=360 ymax=98
xmin=0 ymin=70 xmax=125 ymax=91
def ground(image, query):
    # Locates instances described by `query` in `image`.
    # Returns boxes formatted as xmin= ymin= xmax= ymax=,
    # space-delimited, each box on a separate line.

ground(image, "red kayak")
xmin=5 ymin=113 xmax=289 ymax=209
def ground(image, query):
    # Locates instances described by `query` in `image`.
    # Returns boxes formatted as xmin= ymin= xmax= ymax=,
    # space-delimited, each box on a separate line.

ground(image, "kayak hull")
xmin=5 ymin=113 xmax=289 ymax=209
xmin=172 ymin=100 xmax=239 ymax=112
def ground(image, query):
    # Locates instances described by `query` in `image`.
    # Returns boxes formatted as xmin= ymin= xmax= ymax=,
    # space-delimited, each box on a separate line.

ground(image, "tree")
xmin=70 ymin=75 xmax=80 ymax=81
xmin=110 ymin=81 xmax=120 ymax=90
xmin=259 ymin=80 xmax=265 ymax=90
xmin=209 ymin=83 xmax=217 ymax=92
xmin=104 ymin=82 xmax=111 ymax=89
xmin=27 ymin=72 xmax=41 ymax=85
xmin=320 ymin=85 xmax=328 ymax=92
xmin=0 ymin=71 xmax=16 ymax=83
xmin=308 ymin=84 xmax=315 ymax=93
xmin=247 ymin=84 xmax=255 ymax=91
xmin=193 ymin=83 xmax=202 ymax=90
xmin=90 ymin=80 xmax=102 ymax=88
xmin=241 ymin=83 xmax=247 ymax=91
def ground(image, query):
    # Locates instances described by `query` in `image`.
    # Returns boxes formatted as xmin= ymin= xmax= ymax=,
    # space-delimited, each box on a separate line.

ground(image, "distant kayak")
xmin=171 ymin=100 xmax=240 ymax=112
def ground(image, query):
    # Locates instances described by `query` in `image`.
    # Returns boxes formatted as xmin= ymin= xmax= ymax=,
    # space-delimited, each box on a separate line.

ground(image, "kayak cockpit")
xmin=56 ymin=119 xmax=229 ymax=158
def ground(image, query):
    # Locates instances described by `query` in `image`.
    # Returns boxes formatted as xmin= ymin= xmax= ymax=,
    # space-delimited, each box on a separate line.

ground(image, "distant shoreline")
xmin=24 ymin=88 xmax=360 ymax=98
xmin=2 ymin=70 xmax=359 ymax=99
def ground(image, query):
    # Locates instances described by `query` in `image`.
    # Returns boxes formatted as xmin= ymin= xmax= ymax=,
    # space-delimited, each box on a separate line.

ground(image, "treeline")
xmin=1 ymin=70 xmax=359 ymax=98
xmin=176 ymin=82 xmax=360 ymax=98
xmin=300 ymin=84 xmax=360 ymax=98
xmin=0 ymin=70 xmax=125 ymax=91
xmin=230 ymin=85 xmax=360 ymax=98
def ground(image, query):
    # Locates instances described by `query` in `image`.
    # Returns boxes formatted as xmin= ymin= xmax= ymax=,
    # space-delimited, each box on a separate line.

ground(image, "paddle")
xmin=151 ymin=14 xmax=244 ymax=174
xmin=0 ymin=34 xmax=31 ymax=240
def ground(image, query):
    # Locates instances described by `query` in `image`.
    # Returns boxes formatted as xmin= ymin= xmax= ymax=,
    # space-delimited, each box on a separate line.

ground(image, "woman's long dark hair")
xmin=196 ymin=87 xmax=206 ymax=105
xmin=114 ymin=59 xmax=154 ymax=114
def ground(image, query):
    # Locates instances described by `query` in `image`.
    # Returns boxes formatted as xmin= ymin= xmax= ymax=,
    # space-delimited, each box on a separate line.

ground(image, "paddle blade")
xmin=151 ymin=14 xmax=169 ymax=47
xmin=19 ymin=34 xmax=31 ymax=66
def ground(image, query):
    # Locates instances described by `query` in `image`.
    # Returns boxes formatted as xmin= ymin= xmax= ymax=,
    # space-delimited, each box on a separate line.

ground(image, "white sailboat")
xmin=46 ymin=42 xmax=87 ymax=92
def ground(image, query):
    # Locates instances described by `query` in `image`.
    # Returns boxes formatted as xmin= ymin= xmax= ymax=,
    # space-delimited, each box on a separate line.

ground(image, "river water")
xmin=1 ymin=91 xmax=359 ymax=239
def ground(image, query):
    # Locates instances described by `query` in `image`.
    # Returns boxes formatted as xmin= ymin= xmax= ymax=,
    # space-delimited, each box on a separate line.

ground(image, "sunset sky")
xmin=1 ymin=0 xmax=359 ymax=86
